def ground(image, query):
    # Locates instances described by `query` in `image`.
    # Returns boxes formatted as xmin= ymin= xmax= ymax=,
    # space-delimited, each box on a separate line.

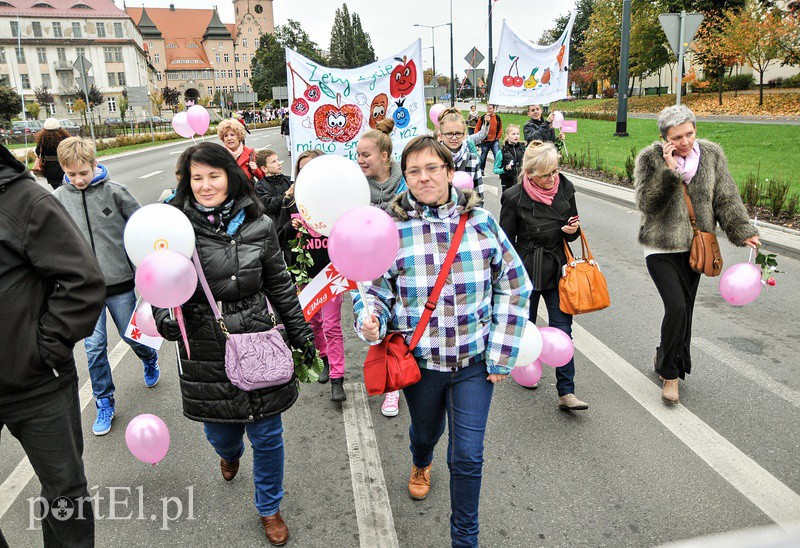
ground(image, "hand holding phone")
xmin=567 ymin=215 xmax=580 ymax=226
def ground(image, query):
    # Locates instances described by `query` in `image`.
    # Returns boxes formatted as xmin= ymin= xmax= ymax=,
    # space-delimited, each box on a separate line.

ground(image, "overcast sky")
xmin=116 ymin=0 xmax=576 ymax=76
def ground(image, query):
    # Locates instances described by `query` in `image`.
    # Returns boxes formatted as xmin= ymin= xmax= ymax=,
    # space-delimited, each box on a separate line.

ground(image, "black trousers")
xmin=0 ymin=378 xmax=94 ymax=547
xmin=646 ymin=252 xmax=701 ymax=380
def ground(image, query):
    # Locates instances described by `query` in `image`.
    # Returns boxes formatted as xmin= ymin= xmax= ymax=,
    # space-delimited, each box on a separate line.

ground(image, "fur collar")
xmin=388 ymin=187 xmax=481 ymax=221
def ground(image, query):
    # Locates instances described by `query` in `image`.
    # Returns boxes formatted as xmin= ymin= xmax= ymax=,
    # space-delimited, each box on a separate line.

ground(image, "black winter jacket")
xmin=523 ymin=118 xmax=557 ymax=144
xmin=255 ymin=173 xmax=291 ymax=227
xmin=498 ymin=141 xmax=526 ymax=190
xmin=154 ymin=196 xmax=313 ymax=423
xmin=0 ymin=146 xmax=105 ymax=403
xmin=499 ymin=175 xmax=580 ymax=292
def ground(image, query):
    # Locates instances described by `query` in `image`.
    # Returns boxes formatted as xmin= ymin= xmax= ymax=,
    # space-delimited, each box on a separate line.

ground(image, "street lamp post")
xmin=414 ymin=21 xmax=453 ymax=106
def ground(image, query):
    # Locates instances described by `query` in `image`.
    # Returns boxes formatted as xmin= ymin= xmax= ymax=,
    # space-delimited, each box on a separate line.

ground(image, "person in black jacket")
xmin=33 ymin=118 xmax=71 ymax=189
xmin=0 ymin=144 xmax=105 ymax=547
xmin=154 ymin=142 xmax=314 ymax=546
xmin=254 ymin=148 xmax=291 ymax=227
xmin=522 ymin=104 xmax=558 ymax=145
xmin=492 ymin=124 xmax=526 ymax=192
xmin=499 ymin=141 xmax=589 ymax=412
xmin=280 ymin=113 xmax=290 ymax=154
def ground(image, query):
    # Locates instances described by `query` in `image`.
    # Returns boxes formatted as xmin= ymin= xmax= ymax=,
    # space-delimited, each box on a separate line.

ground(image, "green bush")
xmin=696 ymin=73 xmax=755 ymax=92
xmin=783 ymin=73 xmax=800 ymax=88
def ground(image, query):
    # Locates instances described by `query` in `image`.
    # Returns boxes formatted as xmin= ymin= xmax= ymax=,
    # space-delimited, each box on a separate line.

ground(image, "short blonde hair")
xmin=438 ymin=107 xmax=467 ymax=131
xmin=521 ymin=141 xmax=559 ymax=178
xmin=504 ymin=124 xmax=520 ymax=145
xmin=57 ymin=136 xmax=96 ymax=168
xmin=217 ymin=119 xmax=246 ymax=142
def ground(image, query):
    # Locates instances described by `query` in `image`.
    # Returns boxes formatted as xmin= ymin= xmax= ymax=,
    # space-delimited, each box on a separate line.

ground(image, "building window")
xmin=95 ymin=22 xmax=105 ymax=37
xmin=72 ymin=22 xmax=81 ymax=37
xmin=32 ymin=22 xmax=42 ymax=37
xmin=248 ymin=27 xmax=252 ymax=34
xmin=243 ymin=69 xmax=248 ymax=78
xmin=117 ymin=72 xmax=125 ymax=86
xmin=108 ymin=72 xmax=116 ymax=85
xmin=104 ymin=47 xmax=113 ymax=63
xmin=107 ymin=97 xmax=116 ymax=112
xmin=37 ymin=47 xmax=47 ymax=64
xmin=223 ymin=53 xmax=229 ymax=63
xmin=218 ymin=42 xmax=223 ymax=48
xmin=227 ymin=70 xmax=233 ymax=78
xmin=21 ymin=74 xmax=30 ymax=88
xmin=215 ymin=54 xmax=220 ymax=63
xmin=154 ymin=53 xmax=160 ymax=63
xmin=42 ymin=73 xmax=51 ymax=87
xmin=242 ymin=38 xmax=248 ymax=48
xmin=156 ymin=72 xmax=162 ymax=81
xmin=48 ymin=102 xmax=56 ymax=115
xmin=254 ymin=38 xmax=259 ymax=48
xmin=10 ymin=21 xmax=18 ymax=37
xmin=235 ymin=69 xmax=240 ymax=78
xmin=66 ymin=99 xmax=74 ymax=114
xmin=104 ymin=47 xmax=123 ymax=63
xmin=234 ymin=53 xmax=239 ymax=63
xmin=57 ymin=47 xmax=66 ymax=62
xmin=114 ymin=22 xmax=123 ymax=38
xmin=53 ymin=22 xmax=62 ymax=37
xmin=76 ymin=47 xmax=85 ymax=57
xmin=15 ymin=47 xmax=25 ymax=64
xmin=0 ymin=49 xmax=5 ymax=63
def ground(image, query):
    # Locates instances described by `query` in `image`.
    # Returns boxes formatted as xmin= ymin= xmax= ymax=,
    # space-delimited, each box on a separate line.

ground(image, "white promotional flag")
xmin=285 ymin=42 xmax=425 ymax=172
xmin=488 ymin=14 xmax=577 ymax=107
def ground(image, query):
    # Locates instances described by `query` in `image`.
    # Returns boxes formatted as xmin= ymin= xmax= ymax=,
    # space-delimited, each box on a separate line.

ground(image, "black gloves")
xmin=159 ymin=318 xmax=182 ymax=342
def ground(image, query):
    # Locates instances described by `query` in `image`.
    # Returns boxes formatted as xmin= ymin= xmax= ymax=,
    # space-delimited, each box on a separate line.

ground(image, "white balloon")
xmin=294 ymin=155 xmax=371 ymax=236
xmin=124 ymin=204 xmax=195 ymax=266
xmin=512 ymin=321 xmax=544 ymax=368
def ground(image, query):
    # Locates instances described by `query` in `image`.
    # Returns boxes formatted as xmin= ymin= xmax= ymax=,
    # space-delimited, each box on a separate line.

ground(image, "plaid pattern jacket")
xmin=454 ymin=152 xmax=485 ymax=204
xmin=354 ymin=188 xmax=532 ymax=375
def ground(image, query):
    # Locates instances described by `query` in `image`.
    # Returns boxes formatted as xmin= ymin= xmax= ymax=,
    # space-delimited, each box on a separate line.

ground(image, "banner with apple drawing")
xmin=285 ymin=41 xmax=425 ymax=174
xmin=488 ymin=14 xmax=576 ymax=107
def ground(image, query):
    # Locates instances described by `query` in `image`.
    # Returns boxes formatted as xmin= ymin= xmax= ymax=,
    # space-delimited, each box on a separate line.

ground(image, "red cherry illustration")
xmin=502 ymin=75 xmax=514 ymax=87
xmin=291 ymin=98 xmax=309 ymax=116
xmin=512 ymin=76 xmax=524 ymax=87
xmin=305 ymin=85 xmax=321 ymax=102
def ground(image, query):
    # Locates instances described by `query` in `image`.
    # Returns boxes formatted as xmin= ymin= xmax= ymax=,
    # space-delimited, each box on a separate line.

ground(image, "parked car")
xmin=140 ymin=116 xmax=169 ymax=125
xmin=104 ymin=117 xmax=124 ymax=125
xmin=11 ymin=120 xmax=43 ymax=135
xmin=59 ymin=119 xmax=81 ymax=134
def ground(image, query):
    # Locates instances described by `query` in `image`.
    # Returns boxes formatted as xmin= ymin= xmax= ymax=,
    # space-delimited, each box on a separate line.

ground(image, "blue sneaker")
xmin=143 ymin=360 xmax=160 ymax=388
xmin=93 ymin=397 xmax=115 ymax=436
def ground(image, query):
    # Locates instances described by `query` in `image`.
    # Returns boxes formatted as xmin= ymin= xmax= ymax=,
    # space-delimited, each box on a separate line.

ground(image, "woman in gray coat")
xmin=634 ymin=105 xmax=760 ymax=405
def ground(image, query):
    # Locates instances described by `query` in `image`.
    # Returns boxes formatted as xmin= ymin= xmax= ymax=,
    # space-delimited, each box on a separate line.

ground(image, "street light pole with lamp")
xmin=414 ymin=17 xmax=455 ymax=107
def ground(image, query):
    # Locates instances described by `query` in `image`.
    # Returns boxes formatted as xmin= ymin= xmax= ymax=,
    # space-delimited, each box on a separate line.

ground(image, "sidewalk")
xmin=566 ymin=171 xmax=800 ymax=261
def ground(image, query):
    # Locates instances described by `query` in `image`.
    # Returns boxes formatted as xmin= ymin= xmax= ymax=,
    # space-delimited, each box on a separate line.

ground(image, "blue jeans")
xmin=530 ymin=288 xmax=576 ymax=396
xmin=83 ymin=290 xmax=158 ymax=400
xmin=403 ymin=363 xmax=494 ymax=548
xmin=479 ymin=140 xmax=500 ymax=172
xmin=203 ymin=415 xmax=285 ymax=517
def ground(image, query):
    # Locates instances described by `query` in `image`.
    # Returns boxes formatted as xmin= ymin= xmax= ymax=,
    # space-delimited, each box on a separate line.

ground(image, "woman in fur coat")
xmin=633 ymin=105 xmax=760 ymax=405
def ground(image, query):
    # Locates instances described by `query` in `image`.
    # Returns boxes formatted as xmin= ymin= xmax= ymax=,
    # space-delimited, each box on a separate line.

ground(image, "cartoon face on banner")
xmin=392 ymin=99 xmax=410 ymax=129
xmin=369 ymin=94 xmax=389 ymax=129
xmin=390 ymin=56 xmax=417 ymax=98
xmin=313 ymin=93 xmax=363 ymax=142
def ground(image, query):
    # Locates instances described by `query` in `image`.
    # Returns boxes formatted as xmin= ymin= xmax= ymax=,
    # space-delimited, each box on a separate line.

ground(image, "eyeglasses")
xmin=441 ymin=131 xmax=465 ymax=140
xmin=404 ymin=163 xmax=447 ymax=180
xmin=531 ymin=167 xmax=560 ymax=180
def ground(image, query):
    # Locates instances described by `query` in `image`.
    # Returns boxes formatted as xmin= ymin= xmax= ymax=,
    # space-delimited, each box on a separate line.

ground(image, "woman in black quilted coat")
xmin=154 ymin=142 xmax=314 ymax=546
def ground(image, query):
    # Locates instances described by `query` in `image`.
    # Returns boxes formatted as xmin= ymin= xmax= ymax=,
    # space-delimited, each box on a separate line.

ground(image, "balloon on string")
xmin=124 ymin=203 xmax=195 ymax=266
xmin=135 ymin=250 xmax=197 ymax=309
xmin=513 ymin=321 xmax=543 ymax=368
xmin=719 ymin=262 xmax=762 ymax=306
xmin=134 ymin=301 xmax=160 ymax=338
xmin=539 ymin=326 xmax=574 ymax=367
xmin=429 ymin=104 xmax=447 ymax=127
xmin=452 ymin=171 xmax=474 ymax=191
xmin=187 ymin=105 xmax=210 ymax=135
xmin=294 ymin=155 xmax=370 ymax=237
xmin=125 ymin=414 xmax=170 ymax=465
xmin=552 ymin=111 xmax=564 ymax=129
xmin=329 ymin=206 xmax=399 ymax=281
xmin=171 ymin=112 xmax=194 ymax=138
xmin=511 ymin=360 xmax=543 ymax=387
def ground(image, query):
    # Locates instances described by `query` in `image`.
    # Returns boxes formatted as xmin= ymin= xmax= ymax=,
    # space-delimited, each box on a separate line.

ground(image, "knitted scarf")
xmin=675 ymin=141 xmax=701 ymax=184
xmin=522 ymin=173 xmax=560 ymax=206
xmin=230 ymin=142 xmax=245 ymax=160
xmin=450 ymin=140 xmax=470 ymax=165
xmin=193 ymin=198 xmax=235 ymax=231
xmin=367 ymin=160 xmax=404 ymax=208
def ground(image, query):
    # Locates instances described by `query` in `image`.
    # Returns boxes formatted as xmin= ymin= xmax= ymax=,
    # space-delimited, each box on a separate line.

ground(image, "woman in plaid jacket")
xmin=354 ymin=135 xmax=532 ymax=548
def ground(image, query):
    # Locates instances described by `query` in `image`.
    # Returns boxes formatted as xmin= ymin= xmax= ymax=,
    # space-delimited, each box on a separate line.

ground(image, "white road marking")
xmin=169 ymin=150 xmax=184 ymax=155
xmin=0 ymin=341 xmax=130 ymax=520
xmin=342 ymin=383 xmax=399 ymax=548
xmin=139 ymin=170 xmax=163 ymax=179
xmin=695 ymin=337 xmax=800 ymax=409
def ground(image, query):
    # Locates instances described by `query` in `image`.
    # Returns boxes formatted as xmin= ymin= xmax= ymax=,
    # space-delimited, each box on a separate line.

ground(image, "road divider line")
xmin=0 ymin=341 xmax=130 ymax=520
xmin=169 ymin=150 xmax=184 ymax=155
xmin=139 ymin=170 xmax=163 ymax=179
xmin=342 ymin=382 xmax=399 ymax=548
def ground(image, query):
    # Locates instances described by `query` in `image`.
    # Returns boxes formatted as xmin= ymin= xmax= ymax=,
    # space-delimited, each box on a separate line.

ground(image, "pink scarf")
xmin=230 ymin=142 xmax=244 ymax=160
xmin=675 ymin=141 xmax=701 ymax=184
xmin=523 ymin=173 xmax=560 ymax=206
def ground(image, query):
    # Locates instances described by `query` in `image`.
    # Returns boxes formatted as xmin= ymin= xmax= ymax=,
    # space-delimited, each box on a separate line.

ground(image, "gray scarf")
xmin=367 ymin=160 xmax=404 ymax=209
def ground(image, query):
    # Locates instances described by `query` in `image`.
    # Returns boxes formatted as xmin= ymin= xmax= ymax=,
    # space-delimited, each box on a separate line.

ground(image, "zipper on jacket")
xmin=81 ymin=189 xmax=96 ymax=253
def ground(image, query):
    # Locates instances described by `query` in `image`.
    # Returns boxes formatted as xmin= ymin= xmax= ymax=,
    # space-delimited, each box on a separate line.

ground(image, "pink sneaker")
xmin=381 ymin=391 xmax=400 ymax=417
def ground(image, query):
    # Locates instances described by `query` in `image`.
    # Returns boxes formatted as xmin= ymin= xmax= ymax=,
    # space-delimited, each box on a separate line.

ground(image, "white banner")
xmin=488 ymin=14 xmax=577 ymax=107
xmin=285 ymin=42 xmax=425 ymax=168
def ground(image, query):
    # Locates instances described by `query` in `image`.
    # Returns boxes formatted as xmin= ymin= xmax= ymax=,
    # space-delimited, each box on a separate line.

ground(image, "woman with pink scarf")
xmin=499 ymin=141 xmax=589 ymax=412
xmin=217 ymin=119 xmax=264 ymax=183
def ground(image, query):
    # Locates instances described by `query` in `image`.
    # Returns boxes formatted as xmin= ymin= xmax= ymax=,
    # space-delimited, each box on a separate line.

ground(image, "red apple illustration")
xmin=313 ymin=94 xmax=363 ymax=142
xmin=390 ymin=56 xmax=417 ymax=98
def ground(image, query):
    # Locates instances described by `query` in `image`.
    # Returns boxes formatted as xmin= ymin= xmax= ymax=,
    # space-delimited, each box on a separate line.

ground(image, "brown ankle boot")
xmin=261 ymin=511 xmax=289 ymax=546
xmin=408 ymin=464 xmax=432 ymax=500
xmin=662 ymin=378 xmax=679 ymax=404
xmin=220 ymin=458 xmax=240 ymax=481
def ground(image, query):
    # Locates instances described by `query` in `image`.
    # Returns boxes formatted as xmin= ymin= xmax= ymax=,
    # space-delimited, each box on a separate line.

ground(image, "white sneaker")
xmin=381 ymin=391 xmax=400 ymax=417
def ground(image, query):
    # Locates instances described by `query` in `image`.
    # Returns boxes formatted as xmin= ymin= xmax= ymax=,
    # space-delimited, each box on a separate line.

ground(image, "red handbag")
xmin=363 ymin=214 xmax=468 ymax=396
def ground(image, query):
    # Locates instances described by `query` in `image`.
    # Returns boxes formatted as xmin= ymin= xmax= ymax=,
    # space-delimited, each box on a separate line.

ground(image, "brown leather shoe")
xmin=220 ymin=458 xmax=239 ymax=481
xmin=261 ymin=511 xmax=289 ymax=546
xmin=662 ymin=378 xmax=679 ymax=404
xmin=408 ymin=464 xmax=432 ymax=500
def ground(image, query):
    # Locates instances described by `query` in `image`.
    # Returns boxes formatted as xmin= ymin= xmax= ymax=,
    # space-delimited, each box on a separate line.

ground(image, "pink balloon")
xmin=539 ymin=326 xmax=574 ymax=367
xmin=135 ymin=250 xmax=198 ymax=308
xmin=429 ymin=103 xmax=446 ymax=127
xmin=552 ymin=111 xmax=564 ymax=129
xmin=171 ymin=112 xmax=194 ymax=138
xmin=329 ymin=206 xmax=399 ymax=282
xmin=187 ymin=105 xmax=210 ymax=135
xmin=719 ymin=262 xmax=763 ymax=306
xmin=511 ymin=360 xmax=543 ymax=387
xmin=452 ymin=171 xmax=474 ymax=191
xmin=125 ymin=414 xmax=170 ymax=465
xmin=134 ymin=301 xmax=160 ymax=338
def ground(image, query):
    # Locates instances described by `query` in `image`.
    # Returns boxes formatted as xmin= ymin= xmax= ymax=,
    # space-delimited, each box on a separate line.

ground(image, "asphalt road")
xmin=1 ymin=127 xmax=799 ymax=547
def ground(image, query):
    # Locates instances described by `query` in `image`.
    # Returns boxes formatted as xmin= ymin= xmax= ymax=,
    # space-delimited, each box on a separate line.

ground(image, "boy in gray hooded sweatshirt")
xmin=54 ymin=137 xmax=159 ymax=436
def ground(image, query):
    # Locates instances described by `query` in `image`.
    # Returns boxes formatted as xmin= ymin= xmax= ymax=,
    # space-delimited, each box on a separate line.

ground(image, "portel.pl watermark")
xmin=28 ymin=485 xmax=195 ymax=531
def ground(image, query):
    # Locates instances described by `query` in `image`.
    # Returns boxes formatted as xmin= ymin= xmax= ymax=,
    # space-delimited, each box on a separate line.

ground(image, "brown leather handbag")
xmin=558 ymin=230 xmax=611 ymax=315
xmin=682 ymin=185 xmax=723 ymax=277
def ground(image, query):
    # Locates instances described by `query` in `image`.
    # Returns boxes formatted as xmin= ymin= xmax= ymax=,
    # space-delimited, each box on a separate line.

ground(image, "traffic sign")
xmin=127 ymin=86 xmax=150 ymax=107
xmin=271 ymin=86 xmax=288 ymax=100
xmin=73 ymin=54 xmax=92 ymax=74
xmin=659 ymin=13 xmax=703 ymax=56
xmin=464 ymin=47 xmax=484 ymax=68
xmin=75 ymin=76 xmax=94 ymax=90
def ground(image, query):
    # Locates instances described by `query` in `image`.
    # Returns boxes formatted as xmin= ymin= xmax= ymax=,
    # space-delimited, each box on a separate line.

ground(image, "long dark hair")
xmin=35 ymin=128 xmax=70 ymax=149
xmin=174 ymin=142 xmax=264 ymax=218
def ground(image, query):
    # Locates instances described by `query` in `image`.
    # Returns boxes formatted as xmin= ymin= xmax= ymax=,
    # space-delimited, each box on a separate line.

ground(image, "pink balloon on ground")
xmin=539 ymin=326 xmax=574 ymax=367
xmin=126 ymin=414 xmax=170 ymax=465
xmin=429 ymin=104 xmax=446 ymax=127
xmin=171 ymin=112 xmax=194 ymax=138
xmin=719 ymin=262 xmax=763 ymax=306
xmin=187 ymin=105 xmax=210 ymax=135
xmin=135 ymin=250 xmax=198 ymax=308
xmin=452 ymin=171 xmax=474 ymax=190
xmin=329 ymin=205 xmax=400 ymax=282
xmin=511 ymin=360 xmax=543 ymax=387
xmin=134 ymin=301 xmax=160 ymax=337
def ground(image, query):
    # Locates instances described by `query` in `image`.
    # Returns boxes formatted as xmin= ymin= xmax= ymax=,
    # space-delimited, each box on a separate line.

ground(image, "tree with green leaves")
xmin=34 ymin=86 xmax=54 ymax=108
xmin=328 ymin=4 xmax=376 ymax=68
xmin=579 ymin=0 xmax=621 ymax=85
xmin=538 ymin=0 xmax=594 ymax=71
xmin=351 ymin=13 xmax=376 ymax=66
xmin=0 ymin=86 xmax=21 ymax=121
xmin=162 ymin=86 xmax=181 ymax=109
